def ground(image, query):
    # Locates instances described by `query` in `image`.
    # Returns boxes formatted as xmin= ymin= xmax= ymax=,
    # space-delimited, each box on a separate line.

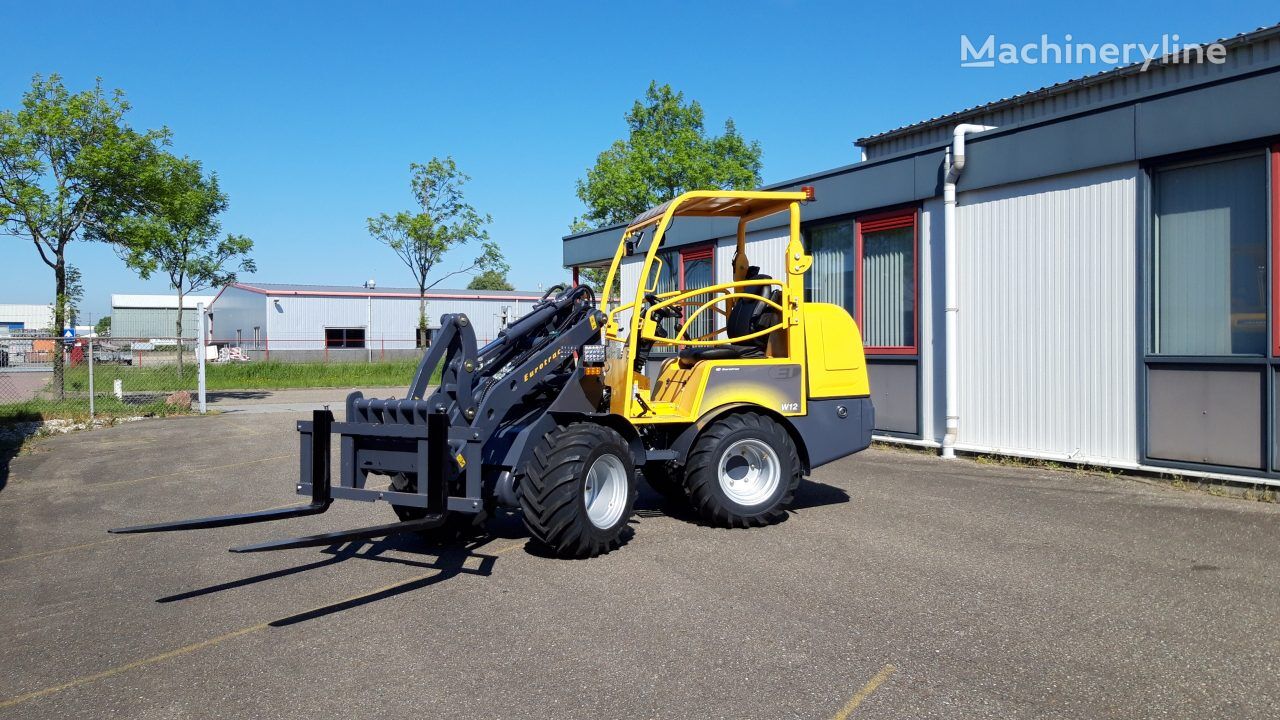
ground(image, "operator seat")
xmin=678 ymin=267 xmax=781 ymax=369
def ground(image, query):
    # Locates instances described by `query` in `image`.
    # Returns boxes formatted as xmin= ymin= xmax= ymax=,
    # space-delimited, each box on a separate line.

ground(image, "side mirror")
xmin=644 ymin=256 xmax=665 ymax=294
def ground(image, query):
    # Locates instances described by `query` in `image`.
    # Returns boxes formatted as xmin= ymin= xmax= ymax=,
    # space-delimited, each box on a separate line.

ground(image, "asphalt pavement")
xmin=1 ymin=411 xmax=1277 ymax=719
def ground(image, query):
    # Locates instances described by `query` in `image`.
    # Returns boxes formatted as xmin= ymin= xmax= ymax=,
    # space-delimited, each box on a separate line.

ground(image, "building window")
xmin=653 ymin=250 xmax=679 ymax=337
xmin=804 ymin=209 xmax=918 ymax=354
xmin=325 ymin=327 xmax=366 ymax=349
xmin=679 ymin=245 xmax=715 ymax=340
xmin=649 ymin=245 xmax=715 ymax=341
xmin=1152 ymin=154 xmax=1268 ymax=356
xmin=1274 ymin=144 xmax=1280 ymax=356
xmin=805 ymin=221 xmax=856 ymax=314
xmin=654 ymin=250 xmax=679 ymax=294
xmin=858 ymin=212 xmax=917 ymax=351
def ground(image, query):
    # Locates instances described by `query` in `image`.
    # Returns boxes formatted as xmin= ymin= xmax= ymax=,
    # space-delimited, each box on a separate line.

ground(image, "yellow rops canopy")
xmin=626 ymin=190 xmax=811 ymax=232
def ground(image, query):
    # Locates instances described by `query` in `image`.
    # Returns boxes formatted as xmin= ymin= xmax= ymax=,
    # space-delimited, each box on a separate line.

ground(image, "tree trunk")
xmin=175 ymin=290 xmax=185 ymax=377
xmin=418 ymin=288 xmax=428 ymax=348
xmin=52 ymin=257 xmax=67 ymax=401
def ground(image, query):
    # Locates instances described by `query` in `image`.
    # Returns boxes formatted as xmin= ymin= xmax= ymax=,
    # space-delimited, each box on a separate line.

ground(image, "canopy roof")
xmin=628 ymin=190 xmax=809 ymax=231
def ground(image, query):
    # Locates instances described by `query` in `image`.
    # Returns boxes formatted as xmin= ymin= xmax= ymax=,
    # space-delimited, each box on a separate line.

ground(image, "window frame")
xmin=676 ymin=243 xmax=715 ymax=291
xmin=1150 ymin=150 xmax=1271 ymax=357
xmin=648 ymin=243 xmax=716 ymax=347
xmin=855 ymin=207 xmax=919 ymax=355
xmin=325 ymin=327 xmax=366 ymax=349
xmin=1272 ymin=143 xmax=1280 ymax=357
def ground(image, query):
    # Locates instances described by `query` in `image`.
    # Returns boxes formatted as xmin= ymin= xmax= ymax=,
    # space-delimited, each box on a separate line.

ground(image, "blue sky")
xmin=3 ymin=1 xmax=1275 ymax=320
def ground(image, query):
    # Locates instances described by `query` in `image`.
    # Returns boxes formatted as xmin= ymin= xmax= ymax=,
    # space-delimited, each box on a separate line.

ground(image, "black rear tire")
xmin=520 ymin=423 xmax=638 ymax=558
xmin=685 ymin=413 xmax=801 ymax=528
xmin=388 ymin=473 xmax=487 ymax=542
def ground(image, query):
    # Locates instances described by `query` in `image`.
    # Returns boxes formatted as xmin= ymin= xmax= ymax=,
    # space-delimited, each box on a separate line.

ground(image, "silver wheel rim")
xmin=583 ymin=454 xmax=628 ymax=529
xmin=717 ymin=438 xmax=780 ymax=507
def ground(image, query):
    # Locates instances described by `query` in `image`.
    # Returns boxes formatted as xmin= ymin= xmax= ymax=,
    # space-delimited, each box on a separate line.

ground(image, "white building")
xmin=209 ymin=282 xmax=543 ymax=360
xmin=0 ymin=303 xmax=53 ymax=333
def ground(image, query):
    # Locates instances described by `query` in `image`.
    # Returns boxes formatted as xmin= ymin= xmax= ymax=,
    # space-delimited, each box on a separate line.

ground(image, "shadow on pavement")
xmin=633 ymin=478 xmax=850 ymax=519
xmin=0 ymin=423 xmax=44 ymax=494
xmin=205 ymin=390 xmax=273 ymax=402
xmin=790 ymin=479 xmax=852 ymax=510
xmin=156 ymin=545 xmax=364 ymax=603
xmin=149 ymin=479 xmax=850 ymax=621
xmin=268 ymin=539 xmax=499 ymax=626
xmin=155 ymin=535 xmax=504 ymax=626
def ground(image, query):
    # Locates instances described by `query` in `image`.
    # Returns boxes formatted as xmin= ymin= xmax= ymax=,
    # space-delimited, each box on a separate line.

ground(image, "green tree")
xmin=368 ymin=157 xmax=505 ymax=342
xmin=95 ymin=315 xmax=111 ymax=336
xmin=65 ymin=265 xmax=84 ymax=327
xmin=115 ymin=154 xmax=254 ymax=373
xmin=466 ymin=269 xmax=514 ymax=291
xmin=574 ymin=81 xmax=763 ymax=228
xmin=0 ymin=75 xmax=169 ymax=395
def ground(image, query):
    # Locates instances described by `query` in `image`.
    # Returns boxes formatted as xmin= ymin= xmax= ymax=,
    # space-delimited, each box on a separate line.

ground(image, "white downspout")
xmin=941 ymin=123 xmax=995 ymax=459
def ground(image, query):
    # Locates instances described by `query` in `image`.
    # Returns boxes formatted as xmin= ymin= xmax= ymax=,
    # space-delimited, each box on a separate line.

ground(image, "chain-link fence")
xmin=0 ymin=334 xmax=200 ymax=423
xmin=1 ymin=313 xmax=464 ymax=424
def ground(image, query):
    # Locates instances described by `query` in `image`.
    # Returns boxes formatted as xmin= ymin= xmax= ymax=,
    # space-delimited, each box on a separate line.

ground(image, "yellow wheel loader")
xmin=111 ymin=188 xmax=873 ymax=559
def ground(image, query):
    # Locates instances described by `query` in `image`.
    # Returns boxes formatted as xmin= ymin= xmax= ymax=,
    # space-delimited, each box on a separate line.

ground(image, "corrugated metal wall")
xmin=713 ymin=228 xmax=789 ymax=284
xmin=954 ymin=163 xmax=1138 ymax=463
xmin=616 ymin=257 xmax=643 ymax=333
xmin=208 ymin=287 xmax=266 ymax=342
xmin=264 ymin=295 xmax=533 ymax=350
xmin=112 ymin=307 xmax=205 ymax=339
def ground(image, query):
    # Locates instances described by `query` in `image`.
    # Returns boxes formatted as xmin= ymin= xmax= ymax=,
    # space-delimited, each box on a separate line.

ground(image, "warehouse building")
xmin=110 ymin=294 xmax=214 ymax=339
xmin=563 ymin=24 xmax=1280 ymax=485
xmin=208 ymin=282 xmax=543 ymax=360
xmin=0 ymin=303 xmax=53 ymax=333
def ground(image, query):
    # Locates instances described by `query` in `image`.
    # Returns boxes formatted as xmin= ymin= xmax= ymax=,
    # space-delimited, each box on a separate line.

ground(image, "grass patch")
xmin=0 ymin=396 xmax=192 ymax=424
xmin=4 ymin=359 xmax=428 ymax=426
xmin=974 ymin=453 xmax=1066 ymax=471
xmin=205 ymin=359 xmax=422 ymax=390
xmin=58 ymin=359 xmax=423 ymax=392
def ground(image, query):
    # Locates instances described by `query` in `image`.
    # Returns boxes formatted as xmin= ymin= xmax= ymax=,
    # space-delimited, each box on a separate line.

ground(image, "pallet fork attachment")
xmin=109 ymin=409 xmax=339 ymax=535
xmin=229 ymin=410 xmax=449 ymax=553
xmin=110 ymin=408 xmax=453 ymax=552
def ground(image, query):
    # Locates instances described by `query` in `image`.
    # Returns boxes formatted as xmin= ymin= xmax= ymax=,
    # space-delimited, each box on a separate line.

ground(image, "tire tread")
xmin=520 ymin=423 xmax=636 ymax=558
xmin=685 ymin=413 xmax=801 ymax=528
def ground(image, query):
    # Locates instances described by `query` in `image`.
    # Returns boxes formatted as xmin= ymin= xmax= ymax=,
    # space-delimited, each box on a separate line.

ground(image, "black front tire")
xmin=520 ymin=423 xmax=638 ymax=558
xmin=685 ymin=413 xmax=801 ymax=528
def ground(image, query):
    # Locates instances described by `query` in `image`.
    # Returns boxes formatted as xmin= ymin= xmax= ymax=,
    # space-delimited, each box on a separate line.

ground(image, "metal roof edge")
xmin=562 ymin=221 xmax=628 ymax=243
xmin=856 ymin=23 xmax=1280 ymax=147
xmin=222 ymin=283 xmax=543 ymax=301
